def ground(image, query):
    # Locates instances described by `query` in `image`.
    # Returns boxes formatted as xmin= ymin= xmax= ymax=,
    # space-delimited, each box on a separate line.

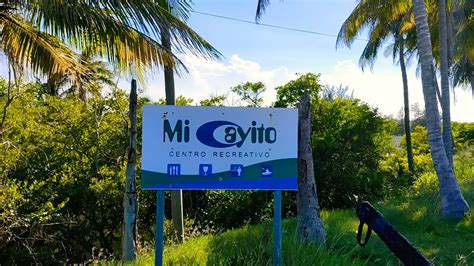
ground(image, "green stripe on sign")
xmin=141 ymin=158 xmax=297 ymax=187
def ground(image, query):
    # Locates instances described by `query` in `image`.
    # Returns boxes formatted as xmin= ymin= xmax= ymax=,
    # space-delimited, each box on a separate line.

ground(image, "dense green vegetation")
xmin=0 ymin=0 xmax=472 ymax=264
xmin=0 ymin=81 xmax=132 ymax=263
xmin=121 ymin=156 xmax=474 ymax=265
xmin=1 ymin=76 xmax=473 ymax=263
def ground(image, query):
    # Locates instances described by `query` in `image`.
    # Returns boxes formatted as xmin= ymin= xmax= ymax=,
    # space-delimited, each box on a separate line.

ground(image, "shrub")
xmin=273 ymin=73 xmax=396 ymax=208
xmin=0 ymin=83 xmax=130 ymax=263
xmin=194 ymin=190 xmax=273 ymax=230
xmin=311 ymin=98 xmax=394 ymax=208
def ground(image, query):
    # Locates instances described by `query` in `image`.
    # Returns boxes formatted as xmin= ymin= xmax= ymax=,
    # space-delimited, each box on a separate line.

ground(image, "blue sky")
xmin=135 ymin=0 xmax=473 ymax=122
xmin=188 ymin=0 xmax=369 ymax=71
xmin=0 ymin=0 xmax=471 ymax=121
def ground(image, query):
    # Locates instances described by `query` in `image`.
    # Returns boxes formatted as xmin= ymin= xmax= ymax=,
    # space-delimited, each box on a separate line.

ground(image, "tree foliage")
xmin=2 ymin=74 xmax=472 ymax=263
xmin=274 ymin=73 xmax=394 ymax=207
xmin=200 ymin=95 xmax=227 ymax=107
xmin=274 ymin=73 xmax=321 ymax=108
xmin=0 ymin=80 xmax=130 ymax=263
xmin=230 ymin=81 xmax=266 ymax=107
xmin=311 ymin=98 xmax=393 ymax=207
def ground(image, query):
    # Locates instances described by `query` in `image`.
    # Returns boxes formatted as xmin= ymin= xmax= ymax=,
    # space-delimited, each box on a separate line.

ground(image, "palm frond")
xmin=337 ymin=0 xmax=411 ymax=49
xmin=452 ymin=56 xmax=473 ymax=88
xmin=157 ymin=0 xmax=193 ymax=20
xmin=359 ymin=21 xmax=389 ymax=70
xmin=0 ymin=14 xmax=87 ymax=78
xmin=337 ymin=1 xmax=370 ymax=48
xmin=455 ymin=19 xmax=474 ymax=61
xmin=255 ymin=0 xmax=270 ymax=22
xmin=384 ymin=42 xmax=398 ymax=62
xmin=20 ymin=1 xmax=180 ymax=79
xmin=24 ymin=0 xmax=221 ymax=64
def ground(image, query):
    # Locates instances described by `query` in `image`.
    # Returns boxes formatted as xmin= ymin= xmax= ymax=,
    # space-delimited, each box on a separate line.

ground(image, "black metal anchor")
xmin=356 ymin=201 xmax=433 ymax=266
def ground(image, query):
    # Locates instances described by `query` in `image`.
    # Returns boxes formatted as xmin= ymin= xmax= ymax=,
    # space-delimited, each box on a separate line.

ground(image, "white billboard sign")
xmin=141 ymin=105 xmax=298 ymax=190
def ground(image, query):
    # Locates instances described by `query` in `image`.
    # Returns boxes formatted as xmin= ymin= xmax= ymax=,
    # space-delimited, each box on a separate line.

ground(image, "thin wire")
xmin=191 ymin=10 xmax=369 ymax=42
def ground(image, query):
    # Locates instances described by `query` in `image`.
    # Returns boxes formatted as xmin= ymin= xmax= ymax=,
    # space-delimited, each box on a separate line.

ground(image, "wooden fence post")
xmin=297 ymin=94 xmax=325 ymax=245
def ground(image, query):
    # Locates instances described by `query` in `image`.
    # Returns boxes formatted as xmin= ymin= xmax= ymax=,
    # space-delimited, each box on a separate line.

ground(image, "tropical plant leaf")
xmin=24 ymin=0 xmax=221 ymax=64
xmin=255 ymin=0 xmax=270 ymax=22
xmin=0 ymin=14 xmax=88 ymax=79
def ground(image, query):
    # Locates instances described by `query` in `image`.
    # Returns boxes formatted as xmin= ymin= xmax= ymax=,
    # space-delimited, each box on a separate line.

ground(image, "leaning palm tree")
xmin=412 ymin=0 xmax=469 ymax=220
xmin=337 ymin=0 xmax=417 ymax=174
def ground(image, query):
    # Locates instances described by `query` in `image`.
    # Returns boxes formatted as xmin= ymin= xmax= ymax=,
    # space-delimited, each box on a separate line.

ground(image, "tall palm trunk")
xmin=438 ymin=0 xmax=454 ymax=166
xmin=397 ymin=34 xmax=415 ymax=175
xmin=446 ymin=6 xmax=455 ymax=68
xmin=412 ymin=0 xmax=469 ymax=220
xmin=161 ymin=26 xmax=184 ymax=243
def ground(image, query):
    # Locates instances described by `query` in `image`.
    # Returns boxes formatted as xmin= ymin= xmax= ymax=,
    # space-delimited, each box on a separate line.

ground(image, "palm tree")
xmin=433 ymin=0 xmax=473 ymax=166
xmin=157 ymin=0 xmax=187 ymax=248
xmin=66 ymin=53 xmax=116 ymax=101
xmin=412 ymin=0 xmax=469 ymax=220
xmin=1 ymin=1 xmax=222 ymax=261
xmin=337 ymin=0 xmax=416 ymax=174
xmin=338 ymin=0 xmax=460 ymax=174
xmin=1 ymin=0 xmax=220 ymax=83
xmin=258 ymin=0 xmax=470 ymax=220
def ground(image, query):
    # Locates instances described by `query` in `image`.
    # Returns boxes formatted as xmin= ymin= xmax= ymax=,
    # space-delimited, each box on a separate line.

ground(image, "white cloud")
xmin=140 ymin=54 xmax=297 ymax=106
xmin=133 ymin=56 xmax=472 ymax=122
xmin=321 ymin=60 xmax=422 ymax=116
xmin=451 ymin=90 xmax=474 ymax=122
xmin=321 ymin=60 xmax=473 ymax=122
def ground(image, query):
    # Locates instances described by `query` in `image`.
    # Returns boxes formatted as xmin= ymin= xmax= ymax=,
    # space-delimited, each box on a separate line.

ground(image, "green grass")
xmin=124 ymin=156 xmax=474 ymax=265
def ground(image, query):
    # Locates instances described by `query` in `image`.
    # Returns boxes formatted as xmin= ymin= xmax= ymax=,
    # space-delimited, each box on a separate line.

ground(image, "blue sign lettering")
xmin=196 ymin=120 xmax=277 ymax=148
